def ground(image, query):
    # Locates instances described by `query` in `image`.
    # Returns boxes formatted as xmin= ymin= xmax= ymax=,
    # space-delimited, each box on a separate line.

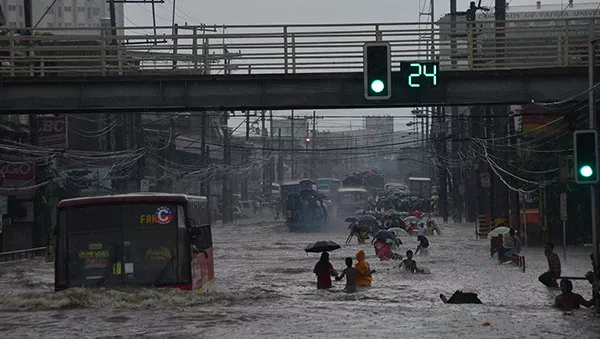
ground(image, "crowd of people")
xmin=316 ymin=224 xmax=600 ymax=312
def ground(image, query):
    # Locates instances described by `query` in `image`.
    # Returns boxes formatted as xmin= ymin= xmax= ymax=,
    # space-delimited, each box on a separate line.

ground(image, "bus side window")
xmin=191 ymin=227 xmax=208 ymax=258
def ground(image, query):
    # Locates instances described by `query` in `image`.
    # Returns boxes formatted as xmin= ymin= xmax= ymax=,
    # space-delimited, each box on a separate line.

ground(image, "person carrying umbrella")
xmin=313 ymin=252 xmax=338 ymax=289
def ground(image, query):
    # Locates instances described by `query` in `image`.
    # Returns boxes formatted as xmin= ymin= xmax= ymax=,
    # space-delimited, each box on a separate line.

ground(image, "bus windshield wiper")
xmin=153 ymin=256 xmax=176 ymax=287
xmin=96 ymin=256 xmax=116 ymax=286
xmin=97 ymin=246 xmax=118 ymax=286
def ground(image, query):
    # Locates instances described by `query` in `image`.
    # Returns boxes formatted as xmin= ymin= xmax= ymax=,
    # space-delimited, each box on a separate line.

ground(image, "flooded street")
xmin=1 ymin=220 xmax=600 ymax=338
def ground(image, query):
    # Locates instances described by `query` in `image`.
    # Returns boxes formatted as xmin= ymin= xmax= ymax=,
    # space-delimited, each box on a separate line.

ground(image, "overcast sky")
xmin=122 ymin=0 xmax=560 ymax=134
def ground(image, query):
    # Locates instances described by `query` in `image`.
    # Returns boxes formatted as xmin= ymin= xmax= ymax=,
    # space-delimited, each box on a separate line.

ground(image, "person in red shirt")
xmin=313 ymin=252 xmax=338 ymax=289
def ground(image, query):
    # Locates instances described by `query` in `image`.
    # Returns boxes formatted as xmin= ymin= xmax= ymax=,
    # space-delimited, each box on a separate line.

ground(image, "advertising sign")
xmin=38 ymin=115 xmax=68 ymax=148
xmin=521 ymin=104 xmax=556 ymax=137
xmin=0 ymin=159 xmax=35 ymax=181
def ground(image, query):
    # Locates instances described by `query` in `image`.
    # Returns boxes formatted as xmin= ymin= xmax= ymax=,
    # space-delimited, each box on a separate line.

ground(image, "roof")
xmin=338 ymin=188 xmax=368 ymax=193
xmin=58 ymin=192 xmax=206 ymax=208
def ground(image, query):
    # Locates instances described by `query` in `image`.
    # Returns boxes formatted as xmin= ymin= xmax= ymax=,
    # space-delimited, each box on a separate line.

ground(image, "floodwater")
xmin=1 ymin=220 xmax=600 ymax=339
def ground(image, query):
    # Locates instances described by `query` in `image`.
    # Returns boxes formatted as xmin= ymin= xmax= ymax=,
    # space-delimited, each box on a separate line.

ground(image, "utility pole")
xmin=438 ymin=107 xmax=448 ymax=223
xmin=588 ymin=19 xmax=598 ymax=277
xmin=242 ymin=110 xmax=249 ymax=200
xmin=200 ymin=111 xmax=207 ymax=196
xmin=310 ymin=111 xmax=316 ymax=179
xmin=135 ymin=113 xmax=143 ymax=191
xmin=269 ymin=110 xmax=275 ymax=188
xmin=451 ymin=0 xmax=461 ymax=223
xmin=23 ymin=0 xmax=41 ymax=247
xmin=278 ymin=128 xmax=283 ymax=183
xmin=222 ymin=112 xmax=233 ymax=224
xmin=262 ymin=110 xmax=268 ymax=197
xmin=108 ymin=0 xmax=117 ymax=45
xmin=23 ymin=0 xmax=32 ymax=29
xmin=491 ymin=0 xmax=510 ymax=227
xmin=291 ymin=110 xmax=296 ymax=180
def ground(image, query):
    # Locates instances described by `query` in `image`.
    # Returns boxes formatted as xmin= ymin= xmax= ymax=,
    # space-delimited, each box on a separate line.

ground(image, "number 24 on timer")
xmin=406 ymin=63 xmax=437 ymax=88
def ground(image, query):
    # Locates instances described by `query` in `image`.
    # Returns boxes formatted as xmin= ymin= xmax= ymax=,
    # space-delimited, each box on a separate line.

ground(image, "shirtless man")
xmin=336 ymin=257 xmax=370 ymax=293
xmin=554 ymin=279 xmax=595 ymax=311
xmin=399 ymin=250 xmax=424 ymax=273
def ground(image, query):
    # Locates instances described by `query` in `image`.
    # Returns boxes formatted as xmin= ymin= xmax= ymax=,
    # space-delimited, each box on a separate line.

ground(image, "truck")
xmin=408 ymin=177 xmax=432 ymax=199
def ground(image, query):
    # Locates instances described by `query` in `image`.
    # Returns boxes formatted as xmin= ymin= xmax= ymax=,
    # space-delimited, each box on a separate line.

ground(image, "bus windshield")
xmin=59 ymin=203 xmax=183 ymax=288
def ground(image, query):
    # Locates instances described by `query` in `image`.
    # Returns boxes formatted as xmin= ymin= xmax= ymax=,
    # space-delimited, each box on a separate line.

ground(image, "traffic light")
xmin=574 ymin=130 xmax=599 ymax=184
xmin=363 ymin=41 xmax=391 ymax=100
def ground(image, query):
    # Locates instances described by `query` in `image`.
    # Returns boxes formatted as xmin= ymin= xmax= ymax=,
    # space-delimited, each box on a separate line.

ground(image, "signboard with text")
xmin=0 ymin=158 xmax=35 ymax=181
xmin=38 ymin=115 xmax=68 ymax=148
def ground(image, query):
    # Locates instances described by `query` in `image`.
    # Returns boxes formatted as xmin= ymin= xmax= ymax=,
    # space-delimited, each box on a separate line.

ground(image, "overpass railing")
xmin=0 ymin=17 xmax=598 ymax=77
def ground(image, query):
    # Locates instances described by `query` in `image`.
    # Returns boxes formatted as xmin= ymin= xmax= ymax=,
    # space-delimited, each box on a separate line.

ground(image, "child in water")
xmin=336 ymin=257 xmax=363 ymax=293
xmin=399 ymin=250 xmax=424 ymax=273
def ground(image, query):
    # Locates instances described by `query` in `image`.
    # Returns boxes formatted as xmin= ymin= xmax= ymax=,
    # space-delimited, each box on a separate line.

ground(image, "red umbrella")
xmin=360 ymin=215 xmax=376 ymax=221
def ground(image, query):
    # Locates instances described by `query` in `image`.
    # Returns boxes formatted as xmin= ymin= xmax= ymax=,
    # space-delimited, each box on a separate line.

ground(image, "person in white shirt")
xmin=500 ymin=229 xmax=515 ymax=262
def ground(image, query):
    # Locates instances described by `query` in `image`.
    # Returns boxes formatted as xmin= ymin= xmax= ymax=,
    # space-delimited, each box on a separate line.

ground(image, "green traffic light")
xmin=580 ymin=165 xmax=594 ymax=178
xmin=370 ymin=79 xmax=385 ymax=93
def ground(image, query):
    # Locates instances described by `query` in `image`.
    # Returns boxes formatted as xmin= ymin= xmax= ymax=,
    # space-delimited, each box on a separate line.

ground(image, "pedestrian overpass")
xmin=0 ymin=18 xmax=598 ymax=113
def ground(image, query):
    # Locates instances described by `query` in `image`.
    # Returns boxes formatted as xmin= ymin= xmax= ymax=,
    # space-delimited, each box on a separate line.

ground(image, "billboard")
xmin=0 ymin=158 xmax=35 ymax=181
xmin=520 ymin=104 xmax=556 ymax=137
xmin=38 ymin=115 xmax=68 ymax=148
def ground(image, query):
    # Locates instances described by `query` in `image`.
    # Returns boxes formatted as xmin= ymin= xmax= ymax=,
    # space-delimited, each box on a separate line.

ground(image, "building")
xmin=1 ymin=0 xmax=124 ymax=31
xmin=436 ymin=1 xmax=600 ymax=68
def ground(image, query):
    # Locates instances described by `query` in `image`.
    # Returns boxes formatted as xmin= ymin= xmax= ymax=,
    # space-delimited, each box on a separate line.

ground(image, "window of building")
xmin=78 ymin=23 xmax=85 ymax=27
xmin=18 ymin=6 xmax=23 ymax=17
xmin=65 ymin=6 xmax=72 ymax=13
xmin=78 ymin=7 xmax=85 ymax=13
xmin=58 ymin=7 xmax=62 ymax=17
xmin=8 ymin=5 xmax=15 ymax=11
xmin=58 ymin=22 xmax=62 ymax=27
xmin=92 ymin=7 xmax=100 ymax=16
xmin=47 ymin=23 xmax=54 ymax=27
xmin=88 ymin=8 xmax=92 ymax=19
xmin=8 ymin=22 xmax=16 ymax=27
xmin=64 ymin=23 xmax=72 ymax=27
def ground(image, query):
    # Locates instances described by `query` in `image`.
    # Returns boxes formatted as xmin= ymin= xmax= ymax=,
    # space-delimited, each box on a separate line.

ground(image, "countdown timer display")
xmin=400 ymin=62 xmax=439 ymax=89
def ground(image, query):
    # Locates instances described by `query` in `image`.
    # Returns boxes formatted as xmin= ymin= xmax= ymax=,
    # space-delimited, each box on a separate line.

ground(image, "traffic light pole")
xmin=588 ymin=19 xmax=598 ymax=276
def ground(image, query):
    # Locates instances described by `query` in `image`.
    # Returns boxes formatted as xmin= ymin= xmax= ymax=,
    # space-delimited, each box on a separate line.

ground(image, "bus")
xmin=54 ymin=193 xmax=214 ymax=292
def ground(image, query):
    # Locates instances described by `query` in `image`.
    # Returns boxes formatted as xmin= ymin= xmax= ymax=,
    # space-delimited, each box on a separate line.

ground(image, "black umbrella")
xmin=345 ymin=216 xmax=359 ymax=223
xmin=304 ymin=240 xmax=341 ymax=253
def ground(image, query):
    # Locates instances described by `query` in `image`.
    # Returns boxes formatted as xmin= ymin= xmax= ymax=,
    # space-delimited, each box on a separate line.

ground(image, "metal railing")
xmin=0 ymin=246 xmax=47 ymax=263
xmin=0 ymin=17 xmax=598 ymax=77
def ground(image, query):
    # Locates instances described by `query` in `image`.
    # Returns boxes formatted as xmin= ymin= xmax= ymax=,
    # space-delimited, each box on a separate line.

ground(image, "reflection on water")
xmin=1 ymin=220 xmax=600 ymax=338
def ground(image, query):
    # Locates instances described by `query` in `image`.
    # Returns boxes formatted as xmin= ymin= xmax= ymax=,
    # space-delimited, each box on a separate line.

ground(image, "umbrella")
xmin=345 ymin=216 xmax=359 ymax=223
xmin=387 ymin=227 xmax=409 ymax=237
xmin=360 ymin=215 xmax=377 ymax=221
xmin=304 ymin=240 xmax=341 ymax=253
xmin=390 ymin=211 xmax=410 ymax=218
xmin=489 ymin=226 xmax=511 ymax=238
xmin=404 ymin=216 xmax=421 ymax=224
xmin=355 ymin=209 xmax=365 ymax=215
xmin=374 ymin=230 xmax=396 ymax=240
